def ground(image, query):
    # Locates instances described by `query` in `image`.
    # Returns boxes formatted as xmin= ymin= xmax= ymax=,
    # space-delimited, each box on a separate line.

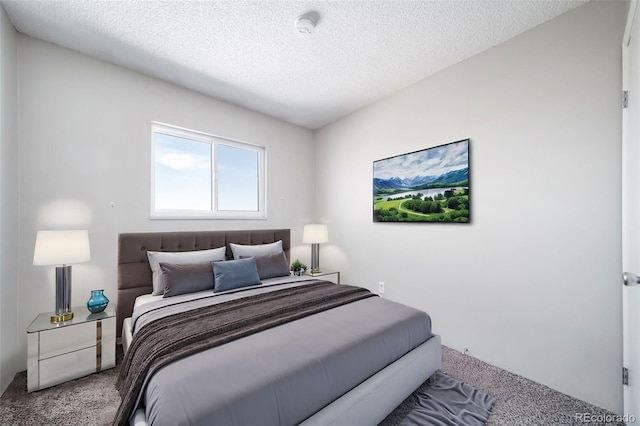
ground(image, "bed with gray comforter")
xmin=115 ymin=230 xmax=441 ymax=426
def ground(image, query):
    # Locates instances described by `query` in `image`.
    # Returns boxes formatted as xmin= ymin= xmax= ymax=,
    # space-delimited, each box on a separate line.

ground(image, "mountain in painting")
xmin=373 ymin=167 xmax=468 ymax=193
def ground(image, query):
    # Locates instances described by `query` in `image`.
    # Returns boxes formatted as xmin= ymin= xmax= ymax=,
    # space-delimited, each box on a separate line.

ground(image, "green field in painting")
xmin=373 ymin=189 xmax=469 ymax=223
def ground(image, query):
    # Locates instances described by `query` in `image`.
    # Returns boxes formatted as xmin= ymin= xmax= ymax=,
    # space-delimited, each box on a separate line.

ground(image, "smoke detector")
xmin=295 ymin=12 xmax=319 ymax=34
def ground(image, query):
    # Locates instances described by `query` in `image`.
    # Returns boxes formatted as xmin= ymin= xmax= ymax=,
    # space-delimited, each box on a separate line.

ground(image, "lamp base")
xmin=311 ymin=243 xmax=320 ymax=272
xmin=52 ymin=265 xmax=73 ymax=323
xmin=50 ymin=311 xmax=74 ymax=323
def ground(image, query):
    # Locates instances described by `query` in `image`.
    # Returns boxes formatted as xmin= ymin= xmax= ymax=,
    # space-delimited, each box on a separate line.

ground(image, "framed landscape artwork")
xmin=373 ymin=139 xmax=470 ymax=223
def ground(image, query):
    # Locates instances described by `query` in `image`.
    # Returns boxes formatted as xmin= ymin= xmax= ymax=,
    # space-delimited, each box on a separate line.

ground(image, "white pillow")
xmin=147 ymin=247 xmax=226 ymax=295
xmin=229 ymin=240 xmax=283 ymax=260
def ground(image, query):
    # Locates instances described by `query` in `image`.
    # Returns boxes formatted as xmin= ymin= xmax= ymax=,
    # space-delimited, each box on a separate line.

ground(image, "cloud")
xmin=374 ymin=140 xmax=468 ymax=179
xmin=155 ymin=147 xmax=210 ymax=171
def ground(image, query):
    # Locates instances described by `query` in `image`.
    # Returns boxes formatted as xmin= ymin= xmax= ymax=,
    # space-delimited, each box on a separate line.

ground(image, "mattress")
xmin=120 ymin=278 xmax=433 ymax=425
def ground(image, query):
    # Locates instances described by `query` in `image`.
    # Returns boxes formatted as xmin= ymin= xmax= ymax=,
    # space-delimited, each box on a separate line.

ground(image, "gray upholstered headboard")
xmin=117 ymin=229 xmax=291 ymax=337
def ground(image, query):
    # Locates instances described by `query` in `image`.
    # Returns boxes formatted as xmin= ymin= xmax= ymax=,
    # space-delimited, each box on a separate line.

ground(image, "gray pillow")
xmin=160 ymin=262 xmax=214 ymax=298
xmin=229 ymin=240 xmax=282 ymax=260
xmin=212 ymin=257 xmax=261 ymax=293
xmin=147 ymin=247 xmax=226 ymax=295
xmin=241 ymin=251 xmax=290 ymax=280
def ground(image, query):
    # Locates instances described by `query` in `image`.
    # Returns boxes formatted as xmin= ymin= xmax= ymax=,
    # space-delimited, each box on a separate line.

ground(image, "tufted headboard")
xmin=117 ymin=229 xmax=291 ymax=338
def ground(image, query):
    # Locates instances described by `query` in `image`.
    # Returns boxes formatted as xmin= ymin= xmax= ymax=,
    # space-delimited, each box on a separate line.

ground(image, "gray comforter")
xmin=126 ymin=279 xmax=432 ymax=426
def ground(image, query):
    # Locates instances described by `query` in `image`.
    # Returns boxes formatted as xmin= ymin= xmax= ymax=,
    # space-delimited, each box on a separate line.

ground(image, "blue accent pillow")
xmin=212 ymin=258 xmax=261 ymax=293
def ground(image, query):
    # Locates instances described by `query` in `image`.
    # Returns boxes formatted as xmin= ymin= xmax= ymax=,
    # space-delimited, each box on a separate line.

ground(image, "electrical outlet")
xmin=378 ymin=281 xmax=385 ymax=294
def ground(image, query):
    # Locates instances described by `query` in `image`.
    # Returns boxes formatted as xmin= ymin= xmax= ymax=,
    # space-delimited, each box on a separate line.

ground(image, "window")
xmin=151 ymin=123 xmax=265 ymax=219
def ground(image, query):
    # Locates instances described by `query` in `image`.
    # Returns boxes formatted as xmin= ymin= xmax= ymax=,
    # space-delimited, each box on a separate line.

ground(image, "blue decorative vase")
xmin=87 ymin=290 xmax=109 ymax=313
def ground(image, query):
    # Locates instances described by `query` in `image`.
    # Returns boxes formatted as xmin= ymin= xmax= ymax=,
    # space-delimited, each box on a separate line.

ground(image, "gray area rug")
xmin=381 ymin=371 xmax=495 ymax=426
xmin=0 ymin=345 xmax=625 ymax=426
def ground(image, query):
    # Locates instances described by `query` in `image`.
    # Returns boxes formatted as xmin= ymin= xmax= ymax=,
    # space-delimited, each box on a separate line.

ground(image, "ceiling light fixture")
xmin=295 ymin=11 xmax=319 ymax=35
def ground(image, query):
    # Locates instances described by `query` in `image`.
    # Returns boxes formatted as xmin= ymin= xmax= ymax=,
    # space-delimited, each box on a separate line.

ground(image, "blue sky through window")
xmin=154 ymin=133 xmax=211 ymax=211
xmin=217 ymin=144 xmax=258 ymax=211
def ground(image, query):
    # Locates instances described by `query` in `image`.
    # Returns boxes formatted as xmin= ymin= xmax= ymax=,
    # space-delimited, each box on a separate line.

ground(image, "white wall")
xmin=316 ymin=0 xmax=625 ymax=413
xmin=0 ymin=4 xmax=19 ymax=395
xmin=16 ymin=36 xmax=316 ymax=368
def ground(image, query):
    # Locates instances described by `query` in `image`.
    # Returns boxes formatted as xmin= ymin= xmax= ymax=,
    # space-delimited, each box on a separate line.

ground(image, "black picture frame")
xmin=373 ymin=139 xmax=470 ymax=223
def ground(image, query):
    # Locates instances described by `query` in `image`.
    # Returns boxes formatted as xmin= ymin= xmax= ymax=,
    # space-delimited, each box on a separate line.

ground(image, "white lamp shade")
xmin=33 ymin=230 xmax=91 ymax=265
xmin=303 ymin=224 xmax=329 ymax=244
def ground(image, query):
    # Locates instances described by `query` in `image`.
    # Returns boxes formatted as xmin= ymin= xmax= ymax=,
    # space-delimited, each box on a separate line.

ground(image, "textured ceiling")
xmin=2 ymin=0 xmax=588 ymax=129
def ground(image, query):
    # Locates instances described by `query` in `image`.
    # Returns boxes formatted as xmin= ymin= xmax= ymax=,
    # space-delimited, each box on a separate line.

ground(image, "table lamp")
xmin=303 ymin=224 xmax=328 ymax=273
xmin=33 ymin=230 xmax=91 ymax=323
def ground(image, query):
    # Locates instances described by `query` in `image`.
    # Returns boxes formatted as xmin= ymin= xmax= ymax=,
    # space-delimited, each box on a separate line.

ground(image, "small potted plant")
xmin=291 ymin=259 xmax=308 ymax=276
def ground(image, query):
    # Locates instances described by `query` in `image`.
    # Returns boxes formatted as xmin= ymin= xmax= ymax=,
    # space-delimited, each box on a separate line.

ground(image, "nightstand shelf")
xmin=27 ymin=304 xmax=116 ymax=392
xmin=304 ymin=268 xmax=340 ymax=284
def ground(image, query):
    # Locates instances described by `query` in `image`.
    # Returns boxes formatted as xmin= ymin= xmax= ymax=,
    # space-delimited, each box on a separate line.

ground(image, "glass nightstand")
xmin=27 ymin=304 xmax=116 ymax=392
xmin=304 ymin=268 xmax=340 ymax=284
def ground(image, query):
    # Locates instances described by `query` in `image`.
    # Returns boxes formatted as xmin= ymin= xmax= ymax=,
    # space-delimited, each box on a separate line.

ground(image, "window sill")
xmin=150 ymin=213 xmax=267 ymax=220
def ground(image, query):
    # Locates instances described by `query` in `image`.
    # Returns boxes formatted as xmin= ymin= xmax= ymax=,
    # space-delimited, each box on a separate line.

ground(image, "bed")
xmin=116 ymin=229 xmax=441 ymax=426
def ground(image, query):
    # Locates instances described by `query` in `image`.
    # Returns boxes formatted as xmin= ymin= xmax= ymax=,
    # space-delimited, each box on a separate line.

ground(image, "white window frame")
xmin=150 ymin=122 xmax=266 ymax=219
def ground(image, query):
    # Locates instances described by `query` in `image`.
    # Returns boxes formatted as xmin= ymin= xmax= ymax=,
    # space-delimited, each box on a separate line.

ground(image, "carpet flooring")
xmin=0 ymin=345 xmax=624 ymax=426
